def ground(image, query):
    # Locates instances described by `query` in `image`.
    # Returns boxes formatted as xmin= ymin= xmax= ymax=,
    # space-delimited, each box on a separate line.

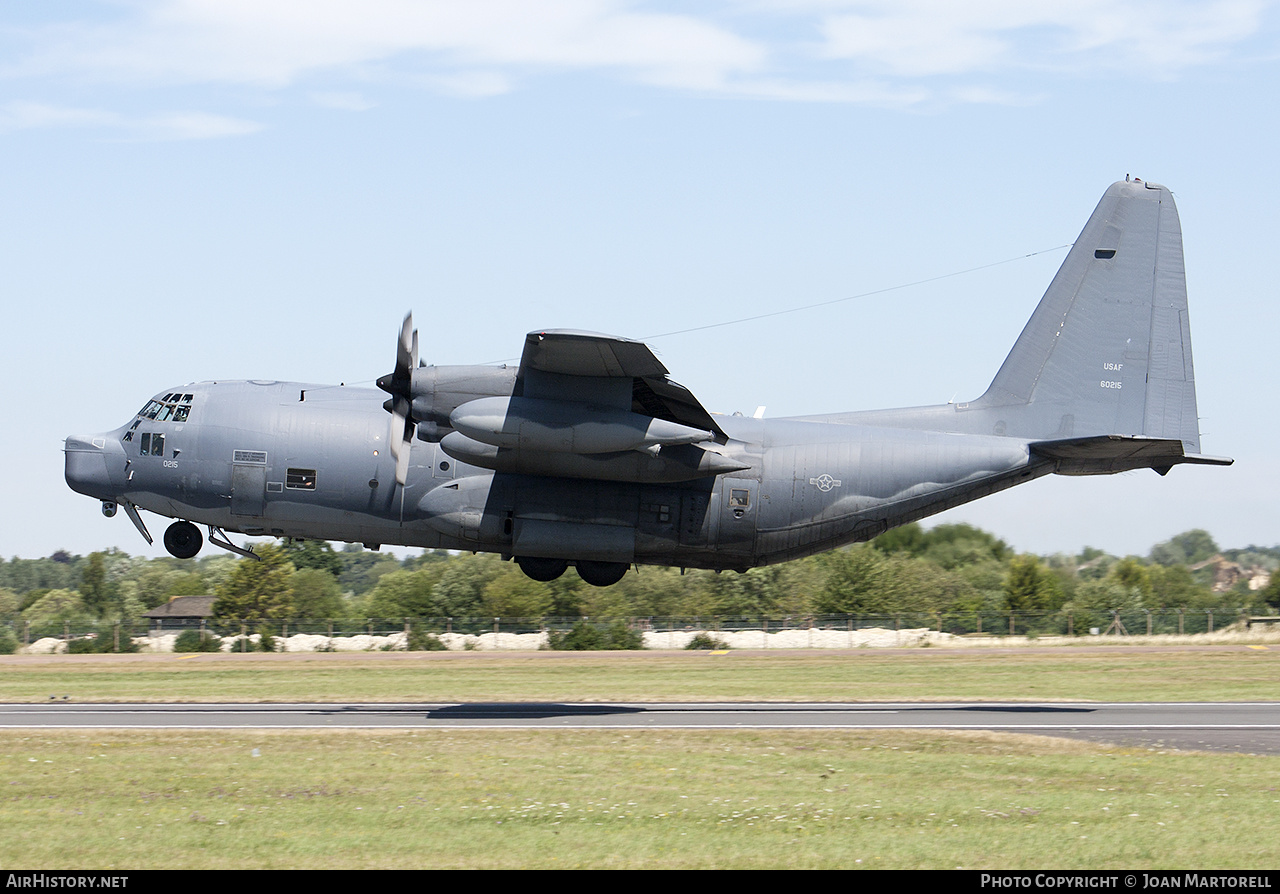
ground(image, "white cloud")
xmin=0 ymin=101 xmax=261 ymax=140
xmin=813 ymin=0 xmax=1269 ymax=78
xmin=9 ymin=0 xmax=767 ymax=92
xmin=0 ymin=0 xmax=1271 ymax=112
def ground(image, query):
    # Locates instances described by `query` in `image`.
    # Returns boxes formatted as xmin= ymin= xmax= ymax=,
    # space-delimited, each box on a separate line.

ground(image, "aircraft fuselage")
xmin=65 ymin=379 xmax=1048 ymax=572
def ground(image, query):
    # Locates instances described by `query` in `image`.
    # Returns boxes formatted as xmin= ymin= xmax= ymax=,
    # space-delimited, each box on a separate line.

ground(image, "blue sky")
xmin=5 ymin=1 xmax=1278 ymax=561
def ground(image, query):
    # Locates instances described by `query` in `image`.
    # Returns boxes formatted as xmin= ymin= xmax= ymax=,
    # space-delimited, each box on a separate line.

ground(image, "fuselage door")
xmin=231 ymin=463 xmax=267 ymax=517
xmin=715 ymin=477 xmax=758 ymax=555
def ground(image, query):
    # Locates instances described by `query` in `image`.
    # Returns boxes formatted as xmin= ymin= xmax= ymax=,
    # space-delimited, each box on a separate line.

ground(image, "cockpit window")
xmin=138 ymin=394 xmax=194 ymax=423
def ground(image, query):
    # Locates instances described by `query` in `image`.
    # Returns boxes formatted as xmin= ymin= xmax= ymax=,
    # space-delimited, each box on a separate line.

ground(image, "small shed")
xmin=142 ymin=596 xmax=216 ymax=633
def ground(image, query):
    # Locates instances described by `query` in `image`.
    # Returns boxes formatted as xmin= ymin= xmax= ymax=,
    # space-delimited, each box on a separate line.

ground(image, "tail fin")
xmin=974 ymin=179 xmax=1205 ymax=453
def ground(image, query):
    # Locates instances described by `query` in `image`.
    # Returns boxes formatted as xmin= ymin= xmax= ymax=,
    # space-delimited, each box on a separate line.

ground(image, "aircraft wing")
xmin=434 ymin=330 xmax=745 ymax=485
xmin=514 ymin=330 xmax=728 ymax=441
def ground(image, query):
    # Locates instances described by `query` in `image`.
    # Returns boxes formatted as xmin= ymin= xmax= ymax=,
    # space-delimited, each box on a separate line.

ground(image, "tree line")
xmin=3 ymin=526 xmax=1278 ymax=631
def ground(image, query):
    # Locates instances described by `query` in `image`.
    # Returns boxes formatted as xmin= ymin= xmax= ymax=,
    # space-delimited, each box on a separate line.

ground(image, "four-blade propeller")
xmin=375 ymin=313 xmax=418 ymax=486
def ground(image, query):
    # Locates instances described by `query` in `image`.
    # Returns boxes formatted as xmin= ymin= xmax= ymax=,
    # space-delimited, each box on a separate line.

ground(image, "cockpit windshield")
xmin=137 ymin=393 xmax=194 ymax=423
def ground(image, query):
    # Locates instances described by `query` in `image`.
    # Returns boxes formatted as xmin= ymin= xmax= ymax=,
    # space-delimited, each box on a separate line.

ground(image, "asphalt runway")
xmin=4 ymin=701 xmax=1280 ymax=754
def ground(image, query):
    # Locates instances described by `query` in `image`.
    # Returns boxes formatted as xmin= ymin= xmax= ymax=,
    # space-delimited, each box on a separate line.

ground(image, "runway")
xmin=4 ymin=701 xmax=1280 ymax=753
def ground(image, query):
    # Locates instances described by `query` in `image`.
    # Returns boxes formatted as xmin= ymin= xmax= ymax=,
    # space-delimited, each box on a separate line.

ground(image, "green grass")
xmin=2 ymin=728 xmax=1277 ymax=869
xmin=3 ymin=646 xmax=1277 ymax=868
xmin=1 ymin=644 xmax=1277 ymax=703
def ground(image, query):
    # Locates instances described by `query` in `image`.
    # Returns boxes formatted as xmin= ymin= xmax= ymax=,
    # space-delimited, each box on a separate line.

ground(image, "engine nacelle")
xmin=438 ymin=430 xmax=749 ymax=483
xmin=449 ymin=396 xmax=714 ymax=454
xmin=406 ymin=365 xmax=518 ymax=442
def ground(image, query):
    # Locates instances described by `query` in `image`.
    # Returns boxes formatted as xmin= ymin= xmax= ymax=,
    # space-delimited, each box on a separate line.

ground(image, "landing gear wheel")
xmin=163 ymin=521 xmax=203 ymax=559
xmin=575 ymin=560 xmax=629 ymax=587
xmin=516 ymin=556 xmax=568 ymax=582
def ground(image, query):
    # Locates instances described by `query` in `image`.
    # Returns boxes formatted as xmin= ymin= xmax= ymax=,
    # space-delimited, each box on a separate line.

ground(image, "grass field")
xmin=1 ymin=642 xmax=1277 ymax=703
xmin=1 ymin=644 xmax=1277 ymax=869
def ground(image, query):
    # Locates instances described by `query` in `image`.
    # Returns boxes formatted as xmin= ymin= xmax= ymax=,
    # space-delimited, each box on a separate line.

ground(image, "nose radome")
xmin=64 ymin=434 xmax=124 ymax=501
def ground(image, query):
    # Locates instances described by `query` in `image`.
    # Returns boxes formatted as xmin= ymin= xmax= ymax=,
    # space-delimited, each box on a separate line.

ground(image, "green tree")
xmin=432 ymin=554 xmax=503 ymax=617
xmin=79 ymin=552 xmax=112 ymax=618
xmin=1150 ymin=529 xmax=1220 ymax=566
xmin=212 ymin=545 xmax=295 ymax=621
xmin=21 ymin=588 xmax=89 ymax=626
xmin=0 ymin=587 xmax=20 ymax=622
xmin=282 ymin=539 xmax=343 ymax=576
xmin=1109 ymin=557 xmax=1153 ymax=603
xmin=813 ymin=545 xmax=893 ymax=614
xmin=480 ymin=568 xmax=554 ymax=618
xmin=1258 ymin=570 xmax=1280 ymax=611
xmin=337 ymin=548 xmax=403 ymax=597
xmin=364 ymin=565 xmax=449 ymax=618
xmin=871 ymin=523 xmax=1010 ymax=569
xmin=1003 ymin=555 xmax=1064 ymax=612
xmin=290 ymin=568 xmax=346 ymax=619
xmin=870 ymin=523 xmax=927 ymax=556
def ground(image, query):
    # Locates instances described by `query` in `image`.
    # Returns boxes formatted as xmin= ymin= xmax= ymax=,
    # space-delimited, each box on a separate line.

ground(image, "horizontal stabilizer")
xmin=1031 ymin=435 xmax=1233 ymax=476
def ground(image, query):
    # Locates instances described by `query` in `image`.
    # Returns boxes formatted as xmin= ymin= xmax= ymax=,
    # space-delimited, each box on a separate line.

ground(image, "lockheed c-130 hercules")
xmin=65 ymin=179 xmax=1231 ymax=587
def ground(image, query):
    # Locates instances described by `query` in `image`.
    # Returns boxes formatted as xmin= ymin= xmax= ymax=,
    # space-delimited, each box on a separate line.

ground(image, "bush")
xmin=685 ymin=632 xmax=730 ymax=650
xmin=174 ymin=629 xmax=223 ymax=653
xmin=66 ymin=632 xmax=140 ymax=654
xmin=406 ymin=623 xmax=448 ymax=651
xmin=0 ymin=627 xmax=16 ymax=655
xmin=547 ymin=620 xmax=644 ymax=651
xmin=254 ymin=626 xmax=278 ymax=652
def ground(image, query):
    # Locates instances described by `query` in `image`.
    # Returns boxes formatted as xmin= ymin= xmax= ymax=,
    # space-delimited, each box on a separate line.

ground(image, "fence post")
xmin=1145 ymin=610 xmax=1152 ymax=636
xmin=1206 ymin=610 xmax=1213 ymax=634
xmin=1178 ymin=608 xmax=1184 ymax=635
xmin=1010 ymin=612 xmax=1015 ymax=636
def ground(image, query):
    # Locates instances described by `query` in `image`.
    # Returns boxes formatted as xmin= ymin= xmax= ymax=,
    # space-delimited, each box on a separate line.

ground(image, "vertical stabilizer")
xmin=974 ymin=179 xmax=1202 ymax=453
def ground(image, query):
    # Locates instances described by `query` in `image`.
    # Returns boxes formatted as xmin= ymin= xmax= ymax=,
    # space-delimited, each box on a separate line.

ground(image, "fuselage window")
xmin=140 ymin=433 xmax=165 ymax=456
xmin=286 ymin=468 xmax=317 ymax=490
xmin=729 ymin=488 xmax=750 ymax=508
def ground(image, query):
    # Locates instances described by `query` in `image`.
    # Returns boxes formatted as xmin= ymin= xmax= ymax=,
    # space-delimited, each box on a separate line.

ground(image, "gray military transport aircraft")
xmin=65 ymin=179 xmax=1231 ymax=587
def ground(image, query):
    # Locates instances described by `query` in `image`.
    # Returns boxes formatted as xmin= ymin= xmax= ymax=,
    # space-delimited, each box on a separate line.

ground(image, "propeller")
xmin=376 ymin=313 xmax=419 ymax=486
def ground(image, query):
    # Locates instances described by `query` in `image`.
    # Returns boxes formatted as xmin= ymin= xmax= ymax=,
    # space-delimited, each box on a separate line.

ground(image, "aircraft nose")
xmin=64 ymin=434 xmax=126 ymax=500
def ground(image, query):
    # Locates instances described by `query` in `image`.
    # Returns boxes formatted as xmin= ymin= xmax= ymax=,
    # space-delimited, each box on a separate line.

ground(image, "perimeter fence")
xmin=0 ymin=607 xmax=1269 ymax=653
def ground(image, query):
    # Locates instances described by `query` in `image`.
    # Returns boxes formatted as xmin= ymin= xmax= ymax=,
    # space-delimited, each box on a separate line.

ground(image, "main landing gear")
xmin=514 ymin=556 xmax=630 ymax=587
